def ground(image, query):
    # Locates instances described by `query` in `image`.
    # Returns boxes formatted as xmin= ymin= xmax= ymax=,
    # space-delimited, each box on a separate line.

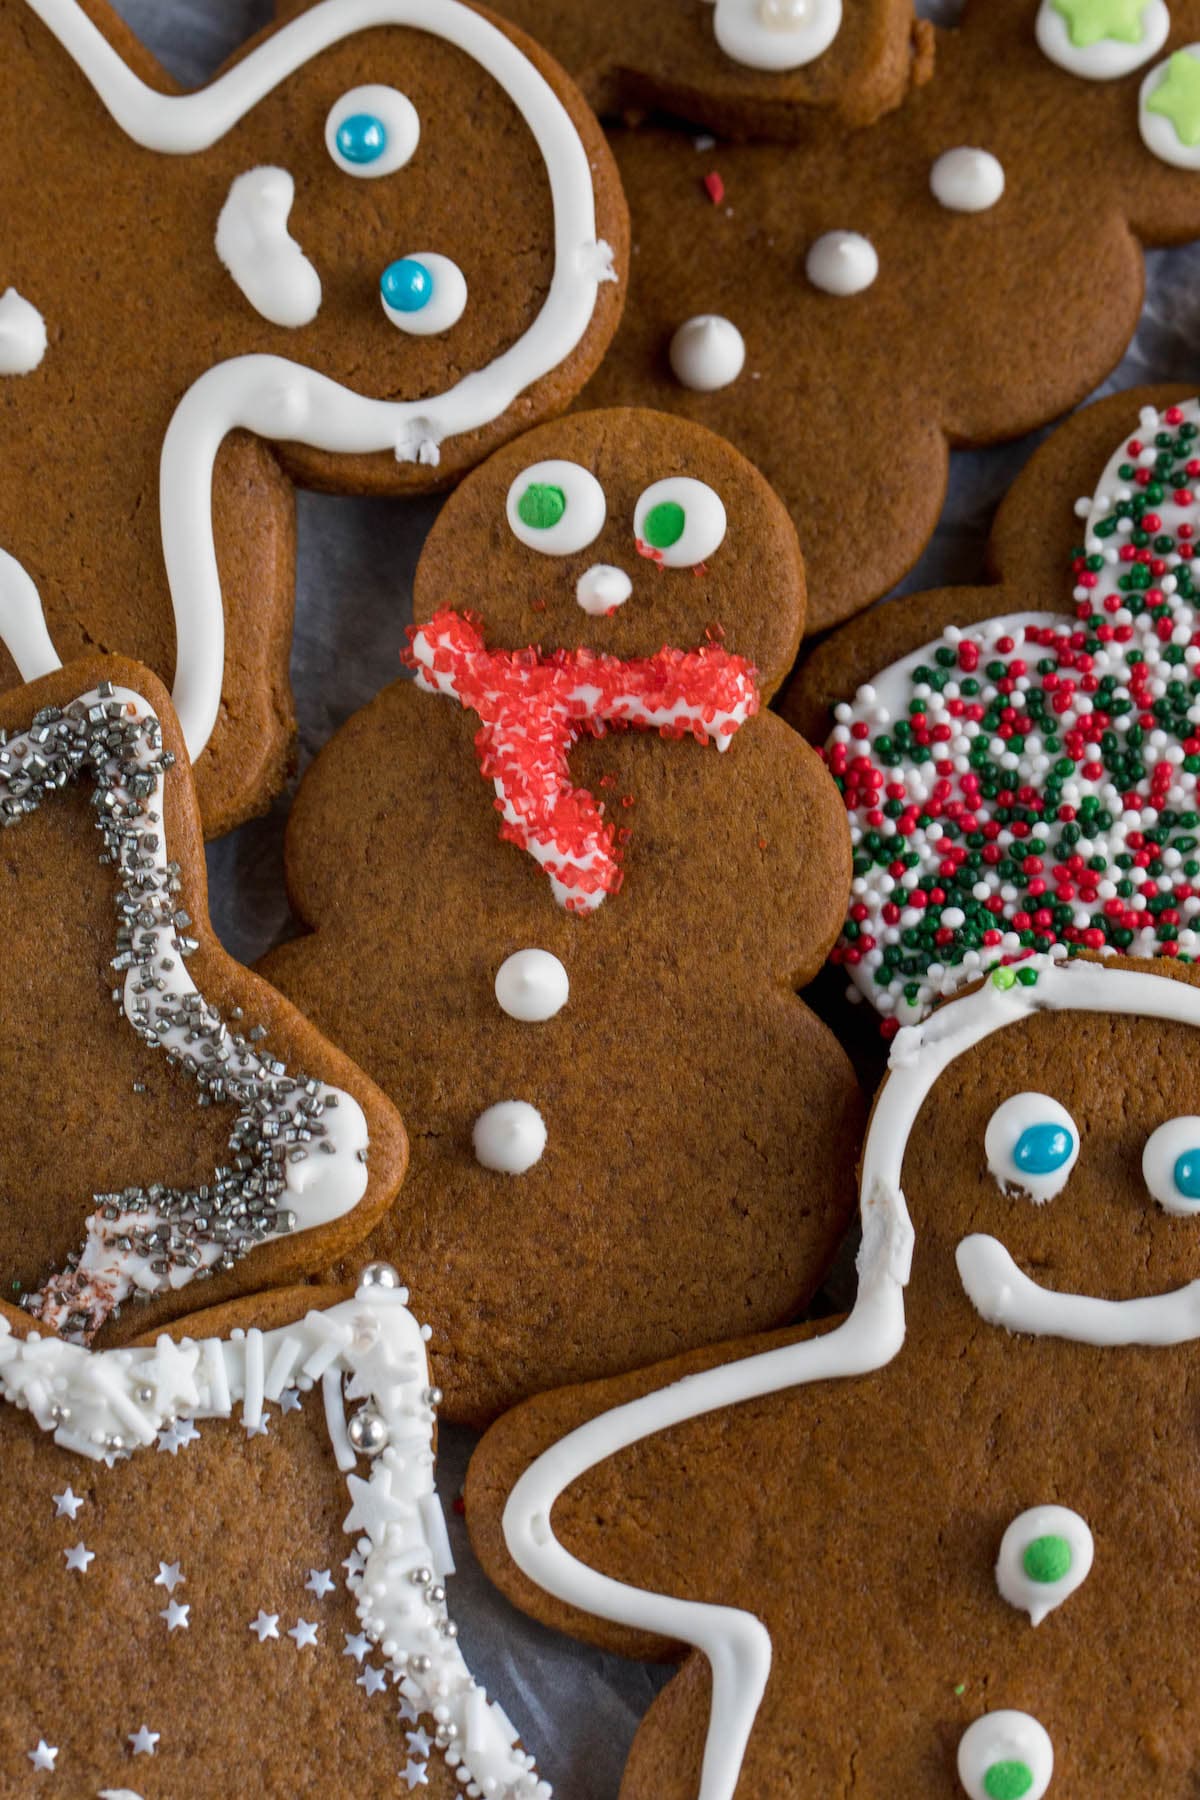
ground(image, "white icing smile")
xmin=956 ymin=1232 xmax=1200 ymax=1346
xmin=215 ymin=166 xmax=322 ymax=328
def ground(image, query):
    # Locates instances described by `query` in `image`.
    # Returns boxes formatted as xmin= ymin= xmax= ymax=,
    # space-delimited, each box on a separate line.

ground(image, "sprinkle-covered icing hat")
xmin=826 ymin=397 xmax=1200 ymax=1029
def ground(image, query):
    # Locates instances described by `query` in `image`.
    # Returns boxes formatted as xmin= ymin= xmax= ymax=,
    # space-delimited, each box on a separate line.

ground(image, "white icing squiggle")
xmin=215 ymin=167 xmax=322 ymax=328
xmin=0 ymin=548 xmax=60 ymax=681
xmin=0 ymin=1275 xmax=546 ymax=1798
xmin=0 ymin=286 xmax=47 ymax=374
xmin=25 ymin=0 xmax=618 ymax=764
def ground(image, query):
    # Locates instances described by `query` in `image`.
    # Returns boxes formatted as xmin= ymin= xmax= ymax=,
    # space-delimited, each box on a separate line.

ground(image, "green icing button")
xmin=983 ymin=1762 xmax=1034 ymax=1800
xmin=642 ymin=500 xmax=685 ymax=550
xmin=1053 ymin=0 xmax=1150 ymax=47
xmin=1146 ymin=50 xmax=1200 ymax=149
xmin=517 ymin=483 xmax=567 ymax=531
xmin=1022 ymin=1533 xmax=1072 ymax=1585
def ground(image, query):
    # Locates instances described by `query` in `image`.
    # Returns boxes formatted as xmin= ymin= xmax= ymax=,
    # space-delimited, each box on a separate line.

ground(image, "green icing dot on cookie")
xmin=642 ymin=500 xmax=686 ymax=550
xmin=1022 ymin=1534 xmax=1072 ymax=1585
xmin=983 ymin=1762 xmax=1035 ymax=1800
xmin=517 ymin=483 xmax=567 ymax=531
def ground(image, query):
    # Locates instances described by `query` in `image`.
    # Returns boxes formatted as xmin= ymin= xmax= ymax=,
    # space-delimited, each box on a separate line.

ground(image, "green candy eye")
xmin=983 ymin=1763 xmax=1034 ymax=1800
xmin=1021 ymin=1535 xmax=1071 ymax=1585
xmin=516 ymin=484 xmax=567 ymax=532
xmin=505 ymin=459 xmax=606 ymax=556
xmin=641 ymin=500 xmax=686 ymax=550
xmin=633 ymin=476 xmax=727 ymax=568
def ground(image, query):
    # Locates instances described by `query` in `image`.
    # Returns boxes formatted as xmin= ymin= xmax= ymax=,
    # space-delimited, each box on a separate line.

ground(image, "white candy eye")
xmin=633 ymin=477 xmax=727 ymax=568
xmin=995 ymin=1504 xmax=1094 ymax=1627
xmin=1142 ymin=1116 xmax=1200 ymax=1215
xmin=957 ymin=1711 xmax=1053 ymax=1800
xmin=984 ymin=1092 xmax=1079 ymax=1204
xmin=326 ymin=85 xmax=420 ymax=177
xmin=506 ymin=460 xmax=606 ymax=556
xmin=379 ymin=254 xmax=467 ymax=335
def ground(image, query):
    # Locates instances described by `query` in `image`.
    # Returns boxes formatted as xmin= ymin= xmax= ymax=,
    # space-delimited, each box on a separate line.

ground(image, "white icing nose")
xmin=576 ymin=564 xmax=632 ymax=616
xmin=215 ymin=166 xmax=322 ymax=328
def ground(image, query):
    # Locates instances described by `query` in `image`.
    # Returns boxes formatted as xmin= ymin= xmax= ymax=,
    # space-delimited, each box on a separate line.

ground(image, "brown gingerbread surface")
xmin=468 ymin=955 xmax=1200 ymax=1796
xmin=259 ymin=407 xmax=863 ymax=1426
xmin=575 ymin=2 xmax=1200 ymax=634
xmin=0 ymin=0 xmax=627 ymax=833
xmin=0 ymin=657 xmax=407 ymax=1344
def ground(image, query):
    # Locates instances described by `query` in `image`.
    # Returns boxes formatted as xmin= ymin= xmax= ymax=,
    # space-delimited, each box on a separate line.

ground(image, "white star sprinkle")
xmin=357 ymin=1665 xmax=388 ymax=1697
xmin=243 ymin=1417 xmax=269 ymax=1439
xmin=153 ymin=1561 xmax=184 ymax=1594
xmin=401 ymin=1761 xmax=428 ymax=1791
xmin=156 ymin=1418 xmax=200 ymax=1456
xmin=288 ymin=1619 xmax=319 ymax=1649
xmin=396 ymin=1699 xmax=420 ymax=1725
xmin=305 ymin=1568 xmax=334 ymax=1599
xmin=52 ymin=1486 xmax=83 ymax=1520
xmin=406 ymin=1728 xmax=433 ymax=1758
xmin=128 ymin=1725 xmax=159 ymax=1757
xmin=141 ymin=1337 xmax=201 ymax=1413
xmin=249 ymin=1612 xmax=279 ymax=1642
xmin=279 ymin=1387 xmax=302 ymax=1413
xmin=27 ymin=1739 xmax=57 ymax=1772
xmin=64 ymin=1541 xmax=94 ymax=1573
xmin=343 ymin=1631 xmax=371 ymax=1664
xmin=342 ymin=1470 xmax=404 ymax=1539
xmin=342 ymin=1548 xmax=367 ymax=1582
xmin=159 ymin=1600 xmax=190 ymax=1632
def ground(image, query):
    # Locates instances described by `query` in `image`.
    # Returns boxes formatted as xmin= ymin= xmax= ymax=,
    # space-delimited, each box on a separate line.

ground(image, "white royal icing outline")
xmin=0 ymin=548 xmax=59 ymax=683
xmin=0 ymin=284 xmax=48 ymax=374
xmin=501 ymin=953 xmax=1200 ymax=1800
xmin=0 ymin=1272 xmax=547 ymax=1799
xmin=20 ymin=0 xmax=618 ymax=764
xmin=1 ymin=681 xmax=368 ymax=1337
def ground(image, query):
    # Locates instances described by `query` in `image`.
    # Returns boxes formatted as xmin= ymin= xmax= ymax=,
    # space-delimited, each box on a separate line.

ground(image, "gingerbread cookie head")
xmin=0 ymin=0 xmax=628 ymax=831
xmin=469 ymin=954 xmax=1200 ymax=1799
xmin=477 ymin=0 xmax=930 ymax=139
xmin=260 ymin=408 xmax=862 ymax=1423
xmin=0 ymin=1276 xmax=544 ymax=1797
xmin=0 ymin=657 xmax=406 ymax=1345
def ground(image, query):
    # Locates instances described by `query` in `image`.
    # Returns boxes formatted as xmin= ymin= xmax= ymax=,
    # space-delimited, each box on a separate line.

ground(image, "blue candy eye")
xmin=1014 ymin=1123 xmax=1075 ymax=1176
xmin=985 ymin=1092 xmax=1079 ymax=1204
xmin=335 ymin=113 xmax=387 ymax=166
xmin=325 ymin=85 xmax=419 ymax=179
xmin=380 ymin=254 xmax=467 ymax=336
xmin=1143 ymin=1117 xmax=1200 ymax=1214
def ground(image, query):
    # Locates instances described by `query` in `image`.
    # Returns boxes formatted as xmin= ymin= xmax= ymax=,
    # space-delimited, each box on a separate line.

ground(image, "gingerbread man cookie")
xmin=0 ymin=1272 xmax=543 ymax=1796
xmin=572 ymin=0 xmax=1200 ymax=634
xmin=469 ymin=952 xmax=1200 ymax=1799
xmin=0 ymin=0 xmax=627 ymax=833
xmin=0 ymin=656 xmax=406 ymax=1343
xmin=781 ymin=385 xmax=1200 ymax=1029
xmin=259 ymin=406 xmax=862 ymax=1426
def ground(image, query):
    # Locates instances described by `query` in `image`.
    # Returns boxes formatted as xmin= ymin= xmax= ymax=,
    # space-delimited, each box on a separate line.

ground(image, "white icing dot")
xmin=575 ymin=564 xmax=632 ymax=616
xmin=494 ymin=950 xmax=569 ymax=1022
xmin=805 ymin=231 xmax=877 ymax=297
xmin=0 ymin=286 xmax=47 ymax=374
xmin=472 ymin=1101 xmax=547 ymax=1173
xmin=930 ymin=147 xmax=1005 ymax=214
xmin=668 ymin=314 xmax=746 ymax=391
xmin=995 ymin=1504 xmax=1094 ymax=1625
xmin=957 ymin=1710 xmax=1053 ymax=1800
xmin=712 ymin=0 xmax=842 ymax=72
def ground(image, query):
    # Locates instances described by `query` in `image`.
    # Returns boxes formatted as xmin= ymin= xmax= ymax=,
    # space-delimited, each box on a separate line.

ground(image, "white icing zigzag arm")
xmin=501 ymin=1196 xmax=911 ymax=1800
xmin=24 ymin=0 xmax=617 ymax=763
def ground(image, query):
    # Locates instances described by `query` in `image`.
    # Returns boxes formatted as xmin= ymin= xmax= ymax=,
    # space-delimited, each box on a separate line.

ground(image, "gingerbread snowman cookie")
xmin=0 ymin=0 xmax=627 ymax=833
xmin=260 ymin=406 xmax=862 ymax=1425
xmin=469 ymin=952 xmax=1200 ymax=1798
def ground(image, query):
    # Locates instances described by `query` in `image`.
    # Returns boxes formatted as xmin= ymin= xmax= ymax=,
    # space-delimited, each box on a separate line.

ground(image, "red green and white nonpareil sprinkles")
xmin=825 ymin=400 xmax=1200 ymax=1031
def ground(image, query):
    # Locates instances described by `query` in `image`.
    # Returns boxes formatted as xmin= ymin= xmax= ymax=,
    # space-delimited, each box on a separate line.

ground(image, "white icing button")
xmin=984 ymin=1091 xmax=1079 ymax=1204
xmin=805 ymin=231 xmax=878 ymax=296
xmin=712 ymin=0 xmax=843 ymax=73
xmin=930 ymin=147 xmax=1006 ymax=213
xmin=996 ymin=1505 xmax=1094 ymax=1626
xmin=215 ymin=167 xmax=321 ymax=329
xmin=575 ymin=564 xmax=632 ymax=616
xmin=494 ymin=950 xmax=569 ymax=1022
xmin=473 ymin=1101 xmax=547 ymax=1173
xmin=668 ymin=314 xmax=746 ymax=391
xmin=0 ymin=286 xmax=47 ymax=374
xmin=1038 ymin=0 xmax=1169 ymax=80
xmin=957 ymin=1710 xmax=1053 ymax=1800
xmin=1140 ymin=46 xmax=1200 ymax=169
